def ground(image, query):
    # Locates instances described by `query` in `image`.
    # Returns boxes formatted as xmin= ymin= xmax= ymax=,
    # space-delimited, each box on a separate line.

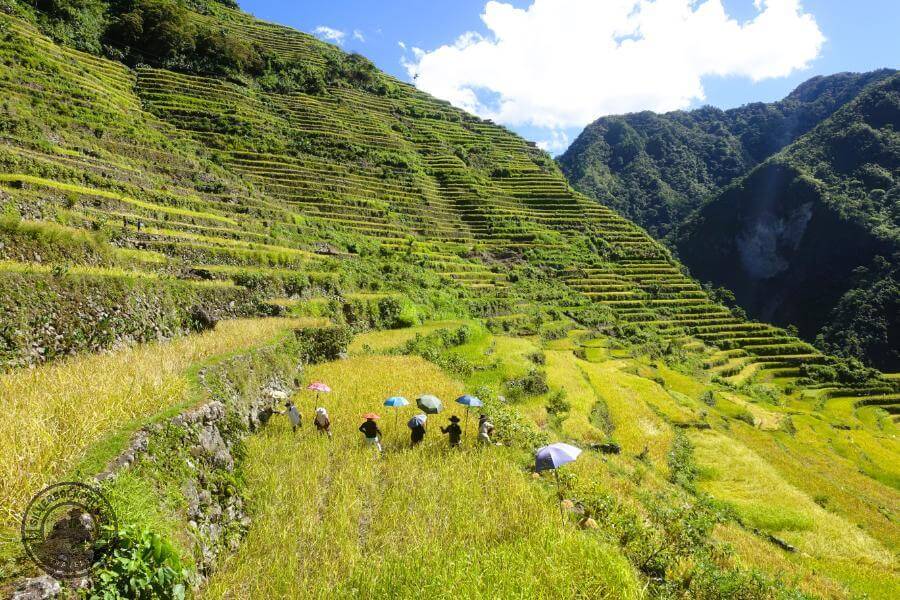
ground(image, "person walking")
xmin=478 ymin=414 xmax=495 ymax=446
xmin=359 ymin=415 xmax=383 ymax=453
xmin=314 ymin=407 xmax=332 ymax=439
xmin=408 ymin=413 xmax=427 ymax=446
xmin=283 ymin=400 xmax=301 ymax=433
xmin=440 ymin=415 xmax=462 ymax=448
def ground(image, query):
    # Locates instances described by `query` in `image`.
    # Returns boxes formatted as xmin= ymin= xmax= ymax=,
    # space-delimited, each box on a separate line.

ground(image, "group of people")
xmin=266 ymin=399 xmax=496 ymax=453
xmin=264 ymin=400 xmax=333 ymax=437
xmin=359 ymin=412 xmax=495 ymax=452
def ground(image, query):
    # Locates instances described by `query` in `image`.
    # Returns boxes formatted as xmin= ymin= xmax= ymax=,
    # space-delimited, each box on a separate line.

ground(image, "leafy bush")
xmin=545 ymin=389 xmax=570 ymax=416
xmin=700 ymin=390 xmax=716 ymax=407
xmin=107 ymin=0 xmax=197 ymax=61
xmin=31 ymin=0 xmax=108 ymax=52
xmin=475 ymin=386 xmax=549 ymax=450
xmin=667 ymin=431 xmax=699 ymax=492
xmin=797 ymin=355 xmax=880 ymax=386
xmin=504 ymin=369 xmax=549 ymax=401
xmin=577 ymin=489 xmax=800 ymax=598
xmin=91 ymin=524 xmax=188 ymax=599
xmin=295 ymin=325 xmax=353 ymax=364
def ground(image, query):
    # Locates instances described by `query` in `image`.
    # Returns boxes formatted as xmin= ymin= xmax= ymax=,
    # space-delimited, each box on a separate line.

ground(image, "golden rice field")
xmin=0 ymin=318 xmax=307 ymax=531
xmin=202 ymin=354 xmax=638 ymax=599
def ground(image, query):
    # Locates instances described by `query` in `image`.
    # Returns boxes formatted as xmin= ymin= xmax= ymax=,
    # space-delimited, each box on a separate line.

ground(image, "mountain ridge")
xmin=558 ymin=69 xmax=897 ymax=239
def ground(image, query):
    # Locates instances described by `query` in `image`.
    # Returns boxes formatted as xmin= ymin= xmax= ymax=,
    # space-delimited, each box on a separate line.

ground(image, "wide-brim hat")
xmin=449 ymin=415 xmax=461 ymax=422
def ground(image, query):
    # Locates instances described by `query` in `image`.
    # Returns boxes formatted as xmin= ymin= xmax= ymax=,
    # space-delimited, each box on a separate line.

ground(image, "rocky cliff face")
xmin=675 ymin=74 xmax=900 ymax=369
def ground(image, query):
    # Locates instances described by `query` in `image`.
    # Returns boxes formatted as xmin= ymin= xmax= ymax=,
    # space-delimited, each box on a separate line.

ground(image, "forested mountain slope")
xmin=558 ymin=70 xmax=896 ymax=239
xmin=676 ymin=74 xmax=900 ymax=371
xmin=0 ymin=1 xmax=898 ymax=598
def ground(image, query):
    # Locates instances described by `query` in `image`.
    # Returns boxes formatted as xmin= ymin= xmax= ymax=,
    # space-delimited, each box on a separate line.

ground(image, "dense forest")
xmin=558 ymin=70 xmax=896 ymax=240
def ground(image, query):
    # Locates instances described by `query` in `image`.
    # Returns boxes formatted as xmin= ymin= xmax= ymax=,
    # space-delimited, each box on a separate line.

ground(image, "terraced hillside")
xmin=4 ymin=4 xmax=893 ymax=397
xmin=0 ymin=1 xmax=898 ymax=598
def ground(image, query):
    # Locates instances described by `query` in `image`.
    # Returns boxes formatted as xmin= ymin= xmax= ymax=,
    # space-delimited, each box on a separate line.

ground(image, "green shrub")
xmin=32 ymin=0 xmax=108 ymax=53
xmin=667 ymin=431 xmax=698 ymax=492
xmin=91 ymin=524 xmax=188 ymax=600
xmin=107 ymin=0 xmax=197 ymax=61
xmin=295 ymin=325 xmax=353 ymax=364
xmin=475 ymin=386 xmax=549 ymax=450
xmin=545 ymin=389 xmax=570 ymax=416
xmin=504 ymin=369 xmax=550 ymax=401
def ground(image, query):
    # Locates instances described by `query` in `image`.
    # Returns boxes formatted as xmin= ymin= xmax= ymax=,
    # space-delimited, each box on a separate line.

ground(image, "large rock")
xmin=11 ymin=575 xmax=61 ymax=600
xmin=196 ymin=424 xmax=233 ymax=470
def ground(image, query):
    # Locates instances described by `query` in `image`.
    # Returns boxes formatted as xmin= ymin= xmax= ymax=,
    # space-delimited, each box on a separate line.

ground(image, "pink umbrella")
xmin=307 ymin=381 xmax=331 ymax=409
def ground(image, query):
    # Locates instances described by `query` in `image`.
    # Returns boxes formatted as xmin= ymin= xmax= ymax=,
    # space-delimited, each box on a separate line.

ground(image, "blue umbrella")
xmin=416 ymin=395 xmax=443 ymax=414
xmin=535 ymin=443 xmax=583 ymax=518
xmin=455 ymin=395 xmax=483 ymax=407
xmin=455 ymin=395 xmax=483 ymax=437
xmin=384 ymin=396 xmax=409 ymax=427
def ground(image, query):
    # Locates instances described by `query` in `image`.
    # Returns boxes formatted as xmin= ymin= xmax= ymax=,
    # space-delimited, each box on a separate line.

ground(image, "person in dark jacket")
xmin=441 ymin=415 xmax=462 ymax=447
xmin=409 ymin=414 xmax=427 ymax=446
xmin=359 ymin=417 xmax=383 ymax=452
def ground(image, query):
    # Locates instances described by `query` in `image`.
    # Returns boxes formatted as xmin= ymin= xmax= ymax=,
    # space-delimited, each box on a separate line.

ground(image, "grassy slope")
xmin=0 ymin=4 xmax=866 ymax=395
xmin=0 ymin=319 xmax=307 ymax=545
xmin=198 ymin=323 xmax=898 ymax=599
xmin=204 ymin=354 xmax=637 ymax=599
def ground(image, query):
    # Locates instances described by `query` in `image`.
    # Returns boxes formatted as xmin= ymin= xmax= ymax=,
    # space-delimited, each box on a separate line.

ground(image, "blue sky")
xmin=238 ymin=1 xmax=899 ymax=154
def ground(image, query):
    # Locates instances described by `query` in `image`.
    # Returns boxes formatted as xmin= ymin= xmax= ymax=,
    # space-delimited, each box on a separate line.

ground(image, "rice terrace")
xmin=0 ymin=0 xmax=897 ymax=598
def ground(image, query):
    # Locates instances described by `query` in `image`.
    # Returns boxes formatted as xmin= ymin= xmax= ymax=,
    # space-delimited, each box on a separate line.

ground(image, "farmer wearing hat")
xmin=314 ymin=407 xmax=332 ymax=439
xmin=440 ymin=415 xmax=463 ymax=447
xmin=408 ymin=413 xmax=427 ymax=446
xmin=358 ymin=415 xmax=383 ymax=453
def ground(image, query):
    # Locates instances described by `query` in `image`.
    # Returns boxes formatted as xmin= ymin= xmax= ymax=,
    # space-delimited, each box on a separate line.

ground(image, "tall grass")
xmin=203 ymin=355 xmax=638 ymax=599
xmin=0 ymin=318 xmax=302 ymax=532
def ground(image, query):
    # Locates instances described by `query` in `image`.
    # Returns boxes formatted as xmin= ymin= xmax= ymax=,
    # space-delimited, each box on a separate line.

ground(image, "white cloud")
xmin=313 ymin=25 xmax=347 ymax=45
xmin=404 ymin=0 xmax=825 ymax=130
xmin=398 ymin=41 xmax=407 ymax=50
xmin=353 ymin=29 xmax=366 ymax=42
xmin=537 ymin=129 xmax=569 ymax=154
